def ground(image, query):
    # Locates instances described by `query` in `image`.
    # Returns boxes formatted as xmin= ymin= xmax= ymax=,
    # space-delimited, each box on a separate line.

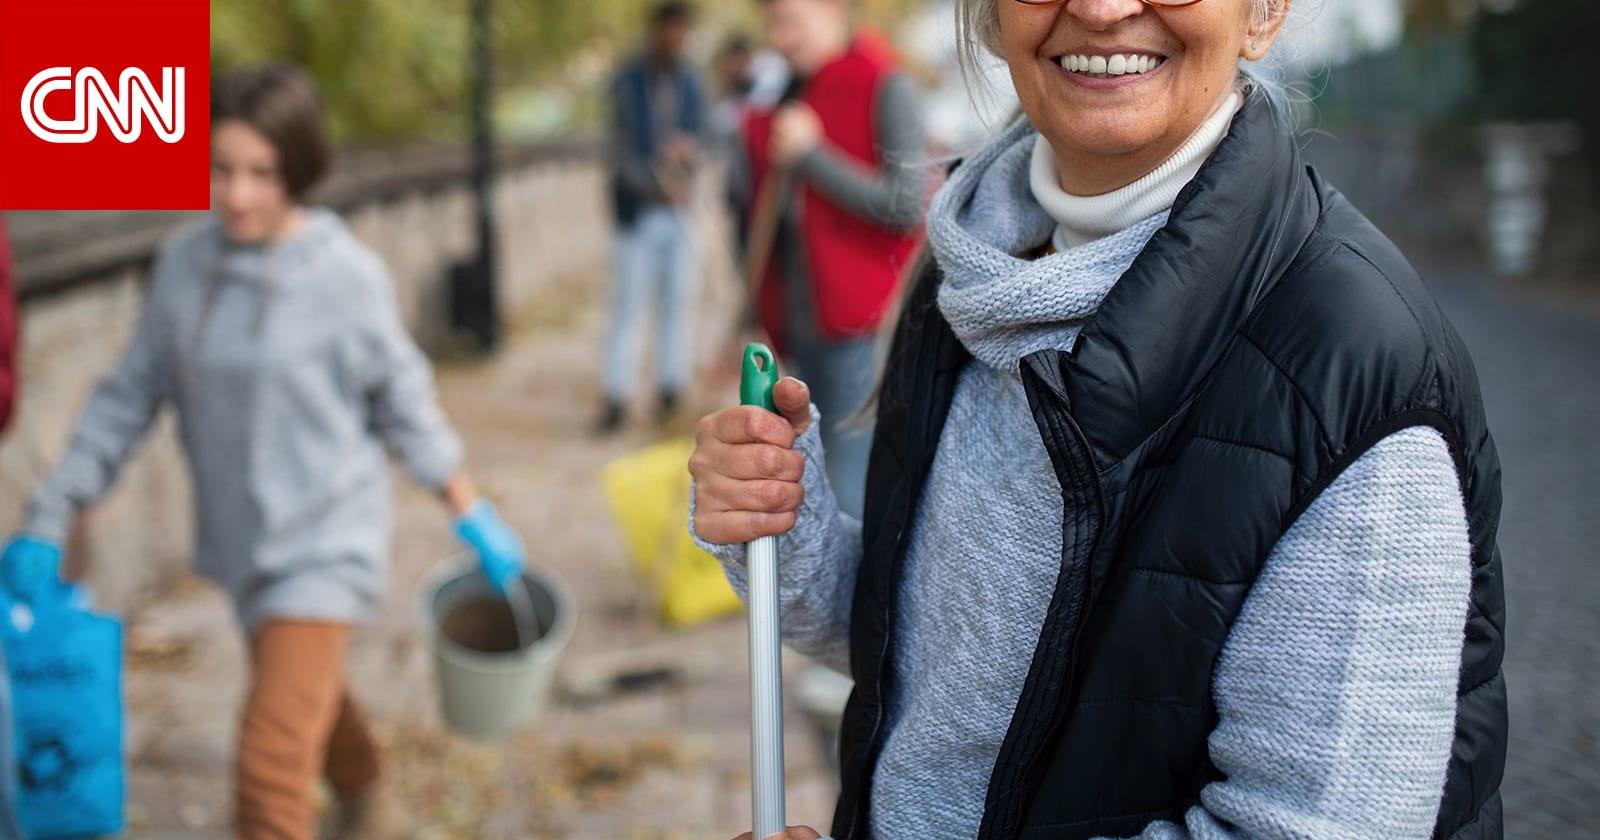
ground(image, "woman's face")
xmin=211 ymin=120 xmax=297 ymax=244
xmin=998 ymin=0 xmax=1287 ymax=185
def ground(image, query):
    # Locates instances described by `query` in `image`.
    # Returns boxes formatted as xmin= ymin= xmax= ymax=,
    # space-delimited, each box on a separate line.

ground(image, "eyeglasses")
xmin=1012 ymin=0 xmax=1203 ymax=7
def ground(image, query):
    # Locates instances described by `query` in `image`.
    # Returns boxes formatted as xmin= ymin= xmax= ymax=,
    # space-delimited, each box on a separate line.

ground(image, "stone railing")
xmin=0 ymin=137 xmax=622 ymax=613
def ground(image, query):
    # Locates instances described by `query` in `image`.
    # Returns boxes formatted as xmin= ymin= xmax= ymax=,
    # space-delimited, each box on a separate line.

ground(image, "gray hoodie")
xmin=25 ymin=209 xmax=461 ymax=629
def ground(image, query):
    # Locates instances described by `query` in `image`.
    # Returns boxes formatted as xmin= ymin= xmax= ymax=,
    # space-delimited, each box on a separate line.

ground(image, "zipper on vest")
xmin=848 ymin=519 xmax=914 ymax=839
xmin=847 ymin=381 xmax=948 ymax=836
xmin=976 ymin=354 xmax=1109 ymax=839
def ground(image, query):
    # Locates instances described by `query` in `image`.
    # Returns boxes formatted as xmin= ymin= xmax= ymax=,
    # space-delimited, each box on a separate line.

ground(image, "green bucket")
xmin=418 ymin=557 xmax=573 ymax=740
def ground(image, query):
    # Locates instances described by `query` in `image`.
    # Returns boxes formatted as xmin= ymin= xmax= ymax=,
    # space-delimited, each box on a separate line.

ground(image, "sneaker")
xmin=657 ymin=390 xmax=681 ymax=424
xmin=594 ymin=400 xmax=626 ymax=435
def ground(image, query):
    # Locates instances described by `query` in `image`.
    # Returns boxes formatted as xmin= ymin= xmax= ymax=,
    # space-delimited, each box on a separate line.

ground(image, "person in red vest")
xmin=742 ymin=0 xmax=924 ymax=517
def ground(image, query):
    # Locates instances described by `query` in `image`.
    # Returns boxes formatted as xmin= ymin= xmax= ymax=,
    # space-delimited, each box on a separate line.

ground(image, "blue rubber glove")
xmin=455 ymin=501 xmax=524 ymax=593
xmin=1 ymin=535 xmax=63 ymax=604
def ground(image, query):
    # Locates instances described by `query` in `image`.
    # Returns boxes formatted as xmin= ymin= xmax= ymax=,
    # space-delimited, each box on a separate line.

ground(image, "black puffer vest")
xmin=831 ymin=93 xmax=1506 ymax=839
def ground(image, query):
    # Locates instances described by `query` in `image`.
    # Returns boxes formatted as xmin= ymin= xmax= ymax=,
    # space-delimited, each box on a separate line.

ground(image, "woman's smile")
xmin=1050 ymin=46 xmax=1170 ymax=89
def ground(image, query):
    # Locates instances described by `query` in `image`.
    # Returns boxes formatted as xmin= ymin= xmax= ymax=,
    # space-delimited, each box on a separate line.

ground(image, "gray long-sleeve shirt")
xmin=24 ymin=210 xmax=461 ymax=629
xmin=790 ymin=71 xmax=925 ymax=234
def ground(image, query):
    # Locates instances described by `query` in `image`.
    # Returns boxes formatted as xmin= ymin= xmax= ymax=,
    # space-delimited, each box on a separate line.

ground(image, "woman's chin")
xmin=1043 ymin=122 xmax=1167 ymax=166
xmin=1031 ymin=101 xmax=1174 ymax=164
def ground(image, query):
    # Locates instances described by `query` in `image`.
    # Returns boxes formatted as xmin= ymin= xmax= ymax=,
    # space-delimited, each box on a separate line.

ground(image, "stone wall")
xmin=0 ymin=139 xmax=624 ymax=613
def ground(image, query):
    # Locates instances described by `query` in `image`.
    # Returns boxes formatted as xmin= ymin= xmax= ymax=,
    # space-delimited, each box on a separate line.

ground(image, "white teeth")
xmin=1058 ymin=52 xmax=1164 ymax=77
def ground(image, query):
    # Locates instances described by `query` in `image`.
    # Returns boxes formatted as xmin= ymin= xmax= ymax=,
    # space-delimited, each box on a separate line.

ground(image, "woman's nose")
xmin=1064 ymin=0 xmax=1147 ymax=30
xmin=220 ymin=178 xmax=254 ymax=212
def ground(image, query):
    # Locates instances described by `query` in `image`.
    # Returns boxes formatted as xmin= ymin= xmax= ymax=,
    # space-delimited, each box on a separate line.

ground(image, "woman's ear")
xmin=1241 ymin=0 xmax=1292 ymax=62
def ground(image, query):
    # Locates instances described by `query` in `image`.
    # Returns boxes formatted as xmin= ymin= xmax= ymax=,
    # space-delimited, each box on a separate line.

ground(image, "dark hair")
xmin=649 ymin=0 xmax=696 ymax=27
xmin=720 ymin=34 xmax=754 ymax=56
xmin=211 ymin=64 xmax=331 ymax=200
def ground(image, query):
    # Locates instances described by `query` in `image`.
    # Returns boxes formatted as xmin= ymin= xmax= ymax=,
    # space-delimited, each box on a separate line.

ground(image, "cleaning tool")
xmin=741 ymin=342 xmax=786 ymax=839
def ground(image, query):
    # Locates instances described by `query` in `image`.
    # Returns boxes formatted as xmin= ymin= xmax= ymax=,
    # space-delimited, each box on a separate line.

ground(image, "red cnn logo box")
xmin=0 ymin=0 xmax=209 ymax=209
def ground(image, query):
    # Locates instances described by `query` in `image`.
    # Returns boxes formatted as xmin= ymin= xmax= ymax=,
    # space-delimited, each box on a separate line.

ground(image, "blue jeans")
xmin=794 ymin=336 xmax=878 ymax=520
xmin=603 ymin=206 xmax=695 ymax=402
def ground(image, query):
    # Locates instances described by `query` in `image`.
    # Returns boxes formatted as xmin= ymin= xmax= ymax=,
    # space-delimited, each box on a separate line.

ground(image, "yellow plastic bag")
xmin=601 ymin=437 xmax=744 ymax=627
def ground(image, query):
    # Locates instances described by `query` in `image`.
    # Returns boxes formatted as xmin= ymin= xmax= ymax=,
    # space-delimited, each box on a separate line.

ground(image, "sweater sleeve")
xmin=356 ymin=258 xmax=463 ymax=491
xmin=23 ymin=249 xmax=177 ymax=543
xmin=690 ymin=406 xmax=863 ymax=674
xmin=792 ymin=72 xmax=925 ymax=232
xmin=1105 ymin=426 xmax=1473 ymax=840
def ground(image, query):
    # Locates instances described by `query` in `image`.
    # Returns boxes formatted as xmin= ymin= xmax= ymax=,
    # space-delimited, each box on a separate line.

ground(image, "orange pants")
xmin=235 ymin=620 xmax=380 ymax=840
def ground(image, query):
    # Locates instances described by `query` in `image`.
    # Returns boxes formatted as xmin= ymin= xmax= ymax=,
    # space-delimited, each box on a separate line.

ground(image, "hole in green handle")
xmin=741 ymin=343 xmax=779 ymax=412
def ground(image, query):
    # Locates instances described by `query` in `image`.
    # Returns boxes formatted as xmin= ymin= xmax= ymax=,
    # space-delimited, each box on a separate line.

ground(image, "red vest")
xmin=743 ymin=31 xmax=921 ymax=344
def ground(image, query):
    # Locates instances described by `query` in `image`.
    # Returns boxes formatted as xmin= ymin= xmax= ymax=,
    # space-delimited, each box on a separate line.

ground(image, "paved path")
xmin=1424 ymin=266 xmax=1600 ymax=839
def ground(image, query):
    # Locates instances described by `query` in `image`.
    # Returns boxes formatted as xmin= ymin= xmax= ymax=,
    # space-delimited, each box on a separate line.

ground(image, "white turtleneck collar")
xmin=1029 ymin=90 xmax=1242 ymax=251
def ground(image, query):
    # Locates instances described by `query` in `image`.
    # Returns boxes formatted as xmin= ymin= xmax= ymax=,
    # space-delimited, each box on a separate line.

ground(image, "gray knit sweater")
xmin=693 ymin=117 xmax=1473 ymax=839
xmin=24 ymin=210 xmax=462 ymax=630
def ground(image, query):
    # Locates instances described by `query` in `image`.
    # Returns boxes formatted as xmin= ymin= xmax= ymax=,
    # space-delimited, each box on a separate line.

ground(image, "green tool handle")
xmin=741 ymin=343 xmax=779 ymax=412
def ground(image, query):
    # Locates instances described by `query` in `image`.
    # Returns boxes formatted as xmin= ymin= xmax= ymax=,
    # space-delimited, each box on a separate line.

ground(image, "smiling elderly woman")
xmin=692 ymin=1 xmax=1507 ymax=839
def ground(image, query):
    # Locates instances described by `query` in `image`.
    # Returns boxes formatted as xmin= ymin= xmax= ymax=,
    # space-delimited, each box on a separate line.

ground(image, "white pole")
xmin=748 ymin=533 xmax=785 ymax=838
xmin=740 ymin=342 xmax=786 ymax=839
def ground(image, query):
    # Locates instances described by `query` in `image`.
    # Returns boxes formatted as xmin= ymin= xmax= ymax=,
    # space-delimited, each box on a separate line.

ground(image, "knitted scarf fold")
xmin=927 ymin=117 xmax=1167 ymax=372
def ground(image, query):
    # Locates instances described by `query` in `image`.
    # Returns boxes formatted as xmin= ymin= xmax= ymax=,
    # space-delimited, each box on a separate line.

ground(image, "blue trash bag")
xmin=0 ymin=581 xmax=124 ymax=839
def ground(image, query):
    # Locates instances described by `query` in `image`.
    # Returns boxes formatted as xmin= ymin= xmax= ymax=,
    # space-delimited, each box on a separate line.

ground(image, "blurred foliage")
xmin=212 ymin=0 xmax=921 ymax=144
xmin=212 ymin=0 xmax=588 ymax=141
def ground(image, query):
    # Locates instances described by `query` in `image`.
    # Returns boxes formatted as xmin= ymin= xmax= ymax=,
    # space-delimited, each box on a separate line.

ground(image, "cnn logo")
xmin=21 ymin=66 xmax=185 ymax=144
xmin=0 ymin=0 xmax=208 ymax=210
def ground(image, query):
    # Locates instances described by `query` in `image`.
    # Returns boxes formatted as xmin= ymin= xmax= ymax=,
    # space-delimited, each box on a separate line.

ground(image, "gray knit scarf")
xmin=927 ymin=117 xmax=1167 ymax=372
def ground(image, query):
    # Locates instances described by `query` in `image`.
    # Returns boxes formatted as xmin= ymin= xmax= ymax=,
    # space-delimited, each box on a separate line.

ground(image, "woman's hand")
xmin=691 ymin=376 xmax=813 ymax=544
xmin=729 ymin=826 xmax=823 ymax=840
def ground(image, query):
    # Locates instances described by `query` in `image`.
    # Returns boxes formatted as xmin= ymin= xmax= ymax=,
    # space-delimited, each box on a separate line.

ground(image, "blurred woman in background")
xmin=696 ymin=0 xmax=1506 ymax=837
xmin=0 ymin=65 xmax=525 ymax=840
